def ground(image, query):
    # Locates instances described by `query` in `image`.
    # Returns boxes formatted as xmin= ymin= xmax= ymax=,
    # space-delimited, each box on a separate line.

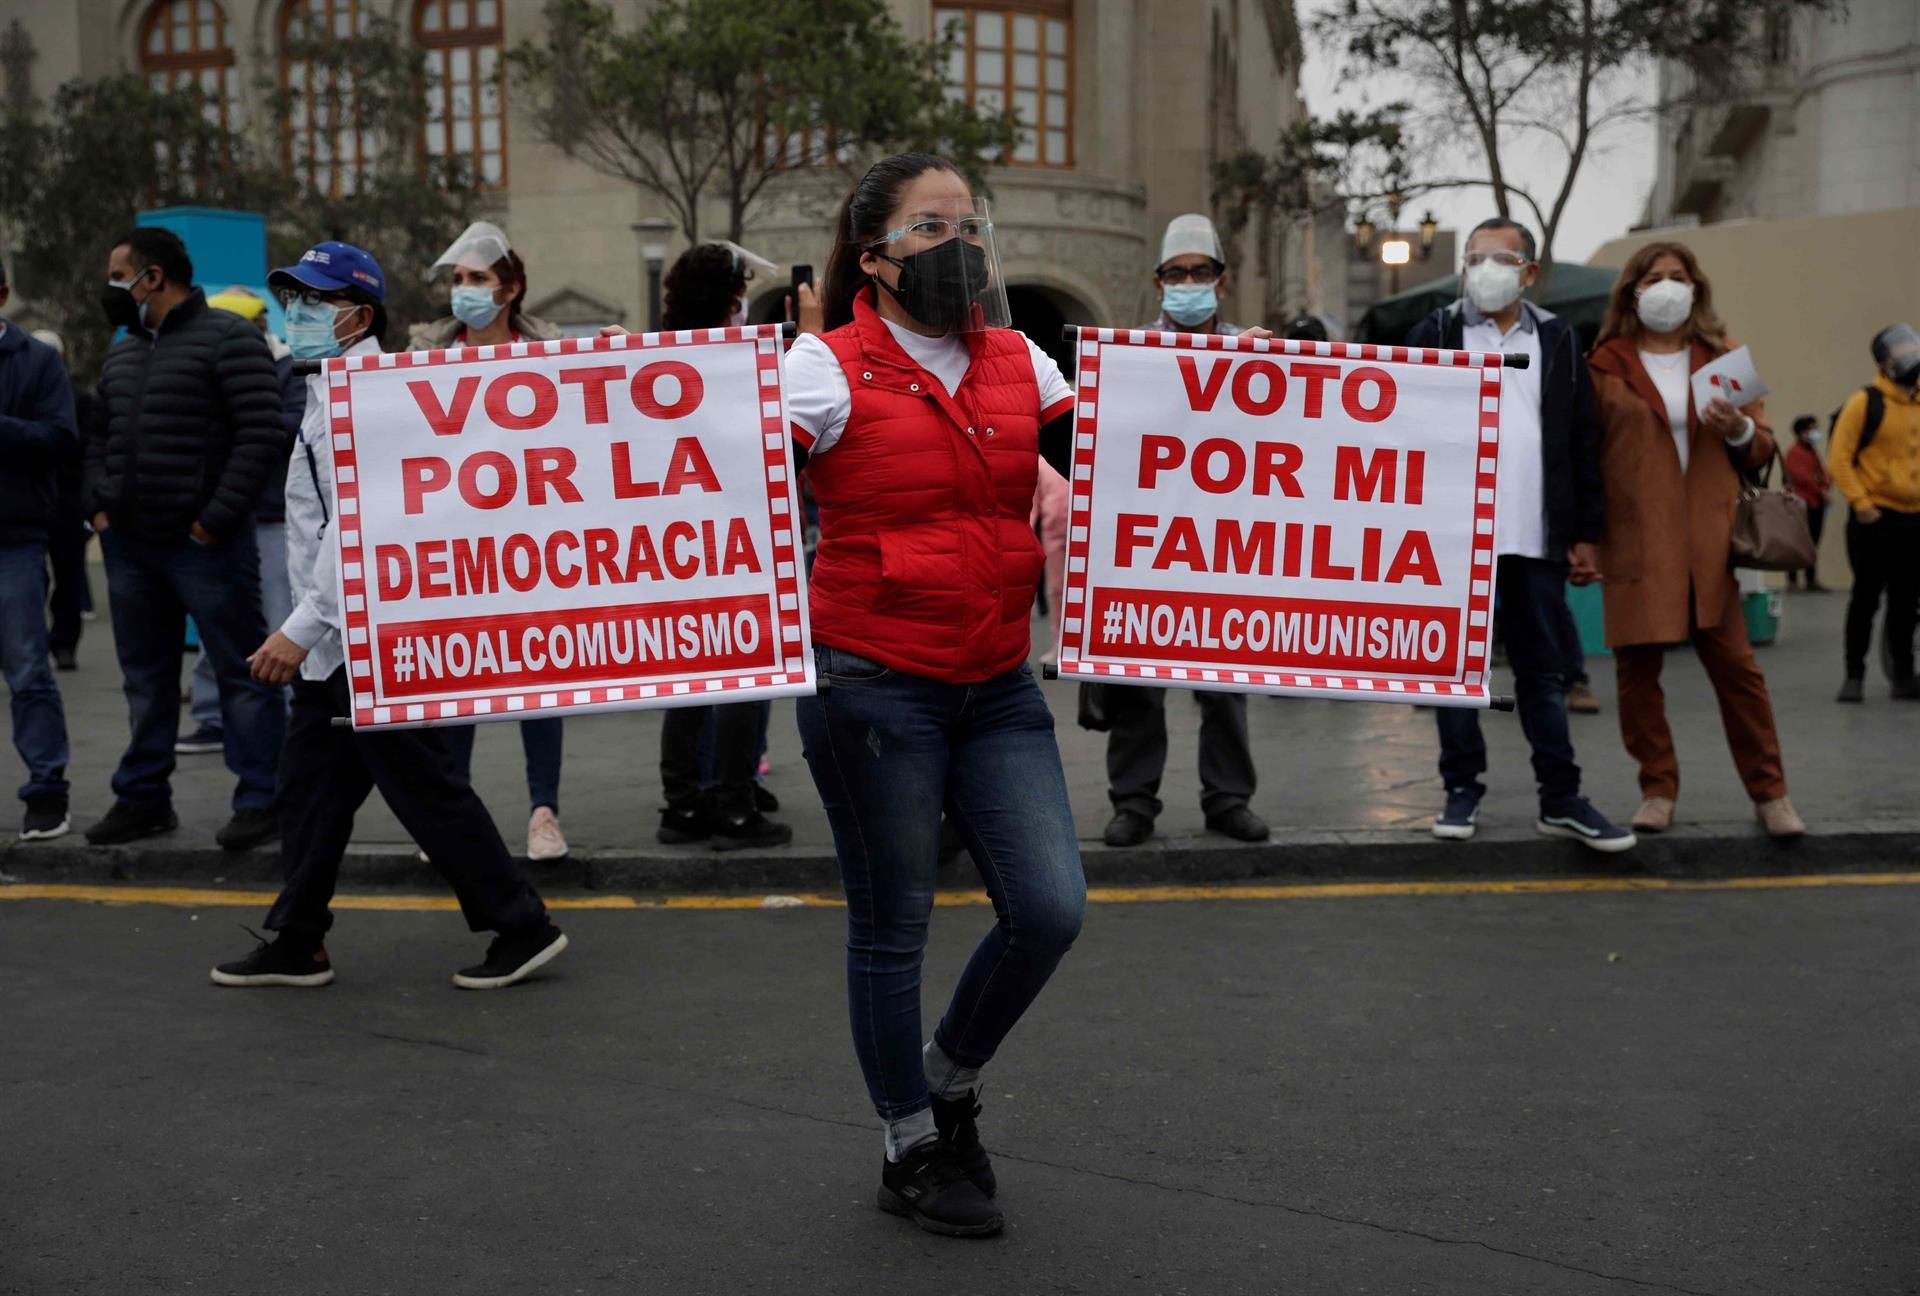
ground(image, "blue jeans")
xmin=443 ymin=717 xmax=564 ymax=812
xmin=1436 ymin=555 xmax=1582 ymax=809
xmin=797 ymin=644 xmax=1086 ymax=1120
xmin=0 ymin=542 xmax=70 ymax=800
xmin=101 ymin=526 xmax=284 ymax=812
xmin=191 ymin=519 xmax=291 ymax=727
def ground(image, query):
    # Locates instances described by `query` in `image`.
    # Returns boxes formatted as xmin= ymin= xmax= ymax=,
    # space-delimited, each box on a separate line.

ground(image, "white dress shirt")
xmin=1463 ymin=304 xmax=1548 ymax=560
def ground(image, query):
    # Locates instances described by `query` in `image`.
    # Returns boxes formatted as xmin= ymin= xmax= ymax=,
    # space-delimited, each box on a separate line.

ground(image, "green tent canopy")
xmin=1351 ymin=261 xmax=1622 ymax=346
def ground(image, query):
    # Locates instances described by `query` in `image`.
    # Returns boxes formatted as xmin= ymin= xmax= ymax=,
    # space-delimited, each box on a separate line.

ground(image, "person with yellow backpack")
xmin=1829 ymin=324 xmax=1920 ymax=702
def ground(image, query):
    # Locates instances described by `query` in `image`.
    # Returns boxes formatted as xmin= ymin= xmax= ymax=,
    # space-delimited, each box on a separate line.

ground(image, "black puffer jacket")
xmin=84 ymin=290 xmax=281 ymax=541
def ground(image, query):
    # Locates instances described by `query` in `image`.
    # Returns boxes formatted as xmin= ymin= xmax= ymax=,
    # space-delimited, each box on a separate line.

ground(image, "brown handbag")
xmin=1730 ymin=452 xmax=1818 ymax=571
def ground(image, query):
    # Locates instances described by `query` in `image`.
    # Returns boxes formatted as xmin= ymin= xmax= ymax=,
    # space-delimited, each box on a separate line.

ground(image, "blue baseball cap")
xmin=268 ymin=241 xmax=386 ymax=301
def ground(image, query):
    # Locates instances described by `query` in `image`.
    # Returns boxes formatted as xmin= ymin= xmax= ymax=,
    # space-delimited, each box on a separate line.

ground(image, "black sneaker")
xmin=175 ymin=725 xmax=224 ymax=754
xmin=1103 ymin=808 xmax=1154 ymax=847
xmin=210 ymin=931 xmax=334 ymax=988
xmin=711 ymin=808 xmax=793 ymax=852
xmin=1538 ymin=797 xmax=1637 ymax=854
xmin=930 ymin=1091 xmax=996 ymax=1197
xmin=753 ymin=784 xmax=780 ymax=813
xmin=52 ymin=648 xmax=77 ymax=671
xmin=216 ymin=807 xmax=280 ymax=852
xmin=657 ymin=802 xmax=711 ymax=844
xmin=452 ymin=922 xmax=568 ymax=990
xmin=1205 ymin=805 xmax=1270 ymax=842
xmin=21 ymin=793 xmax=70 ymax=841
xmin=84 ymin=799 xmax=178 ymax=845
xmin=1837 ymin=677 xmax=1865 ymax=703
xmin=1432 ymin=787 xmax=1481 ymax=840
xmin=1893 ymin=678 xmax=1920 ymax=701
xmin=878 ymin=1139 xmax=1003 ymax=1237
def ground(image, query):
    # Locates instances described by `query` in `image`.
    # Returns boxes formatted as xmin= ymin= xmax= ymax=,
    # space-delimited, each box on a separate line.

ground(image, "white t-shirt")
xmin=1639 ymin=348 xmax=1693 ymax=473
xmin=1463 ymin=312 xmax=1547 ymax=559
xmin=786 ymin=319 xmax=1075 ymax=454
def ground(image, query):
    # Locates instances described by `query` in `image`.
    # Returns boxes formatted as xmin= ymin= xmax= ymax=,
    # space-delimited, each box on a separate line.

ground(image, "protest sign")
xmin=1055 ymin=329 xmax=1509 ymax=708
xmin=324 ymin=325 xmax=811 ymax=729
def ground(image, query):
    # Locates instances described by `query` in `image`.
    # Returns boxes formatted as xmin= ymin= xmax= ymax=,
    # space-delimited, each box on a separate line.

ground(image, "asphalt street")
xmin=4 ymin=878 xmax=1916 ymax=1295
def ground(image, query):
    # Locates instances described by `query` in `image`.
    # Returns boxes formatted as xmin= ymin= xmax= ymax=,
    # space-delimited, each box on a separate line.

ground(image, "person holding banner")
xmin=1588 ymin=242 xmax=1802 ymax=839
xmin=782 ymin=152 xmax=1088 ymax=1238
xmin=212 ymin=241 xmax=568 ymax=991
xmin=408 ymin=222 xmax=571 ymax=863
xmin=1095 ymin=213 xmax=1268 ymax=850
xmin=651 ymin=242 xmax=792 ymax=850
xmin=1405 ymin=218 xmax=1634 ymax=852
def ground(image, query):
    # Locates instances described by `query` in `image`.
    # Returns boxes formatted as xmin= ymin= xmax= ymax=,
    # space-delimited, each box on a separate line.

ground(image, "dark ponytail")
xmin=821 ymin=151 xmax=958 ymax=331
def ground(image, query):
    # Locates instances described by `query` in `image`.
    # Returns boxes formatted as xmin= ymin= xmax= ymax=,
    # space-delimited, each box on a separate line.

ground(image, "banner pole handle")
xmin=1501 ymin=353 xmax=1530 ymax=369
xmin=1041 ymin=662 xmax=1059 ymax=680
xmin=1489 ymin=695 xmax=1516 ymax=712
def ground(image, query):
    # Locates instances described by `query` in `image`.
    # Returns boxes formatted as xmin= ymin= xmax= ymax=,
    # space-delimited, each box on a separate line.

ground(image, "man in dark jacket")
xmin=82 ymin=227 xmax=287 ymax=851
xmin=0 ymin=260 xmax=77 ymax=840
xmin=1405 ymin=218 xmax=1632 ymax=853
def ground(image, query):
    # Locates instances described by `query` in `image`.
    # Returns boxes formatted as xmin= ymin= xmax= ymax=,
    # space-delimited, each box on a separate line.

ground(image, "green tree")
xmin=509 ymin=0 xmax=1015 ymax=244
xmin=1310 ymin=0 xmax=1846 ymax=266
xmin=1212 ymin=106 xmax=1411 ymax=251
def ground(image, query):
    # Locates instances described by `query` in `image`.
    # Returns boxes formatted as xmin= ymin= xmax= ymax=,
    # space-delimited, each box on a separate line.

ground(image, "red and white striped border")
xmin=1054 ymin=332 xmax=1501 ymax=703
xmin=327 ymin=324 xmax=808 ymax=729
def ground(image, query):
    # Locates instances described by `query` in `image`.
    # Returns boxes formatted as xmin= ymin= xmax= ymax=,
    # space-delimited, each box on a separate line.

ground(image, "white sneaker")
xmin=527 ymin=806 xmax=569 ymax=861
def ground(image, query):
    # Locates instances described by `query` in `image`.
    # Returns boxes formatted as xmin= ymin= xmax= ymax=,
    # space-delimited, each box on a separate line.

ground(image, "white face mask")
xmin=1636 ymin=279 xmax=1695 ymax=334
xmin=729 ymin=298 xmax=748 ymax=328
xmin=1463 ymin=261 xmax=1524 ymax=314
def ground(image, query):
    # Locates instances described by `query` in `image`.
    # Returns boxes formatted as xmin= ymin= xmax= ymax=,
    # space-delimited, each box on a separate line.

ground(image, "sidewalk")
xmin=7 ymin=586 xmax=1916 ymax=889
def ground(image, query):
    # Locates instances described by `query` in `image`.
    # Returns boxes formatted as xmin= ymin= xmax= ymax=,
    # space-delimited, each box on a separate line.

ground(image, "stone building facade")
xmin=9 ymin=0 xmax=1346 ymax=352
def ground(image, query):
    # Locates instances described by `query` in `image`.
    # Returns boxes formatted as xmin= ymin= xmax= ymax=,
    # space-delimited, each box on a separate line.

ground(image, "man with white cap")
xmin=1093 ymin=214 xmax=1267 ymax=848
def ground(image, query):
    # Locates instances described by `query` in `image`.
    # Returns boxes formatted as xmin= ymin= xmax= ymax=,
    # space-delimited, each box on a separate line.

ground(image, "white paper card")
xmin=1691 ymin=345 xmax=1769 ymax=412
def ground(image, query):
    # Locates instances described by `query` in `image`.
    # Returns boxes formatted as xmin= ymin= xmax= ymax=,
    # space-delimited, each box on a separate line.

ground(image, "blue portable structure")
xmin=135 ymin=206 xmax=284 ymax=336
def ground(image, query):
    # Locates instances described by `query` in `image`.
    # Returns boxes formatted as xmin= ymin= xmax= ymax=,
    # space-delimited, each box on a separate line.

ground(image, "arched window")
xmin=934 ymin=2 xmax=1072 ymax=167
xmin=281 ymin=0 xmax=372 ymax=197
xmin=415 ymin=0 xmax=505 ymax=188
xmin=139 ymin=0 xmax=237 ymax=131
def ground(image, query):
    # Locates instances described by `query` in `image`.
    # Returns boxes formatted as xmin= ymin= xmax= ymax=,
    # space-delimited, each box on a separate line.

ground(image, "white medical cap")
xmin=1159 ymin=213 xmax=1225 ymax=268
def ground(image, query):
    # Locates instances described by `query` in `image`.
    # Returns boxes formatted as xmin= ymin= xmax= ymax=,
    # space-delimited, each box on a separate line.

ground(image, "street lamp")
xmin=1418 ymin=210 xmax=1439 ymax=257
xmin=1352 ymin=216 xmax=1375 ymax=256
xmin=632 ymin=217 xmax=676 ymax=332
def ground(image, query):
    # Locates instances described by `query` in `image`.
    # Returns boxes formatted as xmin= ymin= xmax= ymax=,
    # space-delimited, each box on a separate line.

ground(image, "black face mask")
xmin=873 ymin=238 xmax=987 ymax=331
xmin=100 ymin=272 xmax=153 ymax=332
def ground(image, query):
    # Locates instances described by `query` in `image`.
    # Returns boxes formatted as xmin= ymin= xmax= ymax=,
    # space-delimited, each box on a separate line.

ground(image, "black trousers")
xmin=1105 ymin=687 xmax=1254 ymax=818
xmin=660 ymin=701 xmax=762 ymax=814
xmin=46 ymin=517 xmax=90 ymax=655
xmin=265 ymin=669 xmax=547 ymax=944
xmin=1845 ymin=509 xmax=1920 ymax=682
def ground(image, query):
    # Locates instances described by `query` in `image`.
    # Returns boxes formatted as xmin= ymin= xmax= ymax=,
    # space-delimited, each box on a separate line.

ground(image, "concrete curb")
xmin=8 ymin=819 xmax=1920 ymax=893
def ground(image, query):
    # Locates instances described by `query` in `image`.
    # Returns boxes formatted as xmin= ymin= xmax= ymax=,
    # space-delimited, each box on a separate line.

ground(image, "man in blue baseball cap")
xmin=212 ymin=241 xmax=569 ymax=993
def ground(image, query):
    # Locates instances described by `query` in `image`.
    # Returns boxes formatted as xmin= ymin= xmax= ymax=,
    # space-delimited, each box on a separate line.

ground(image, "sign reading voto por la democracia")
xmin=326 ymin=326 xmax=811 ymax=730
xmin=1056 ymin=329 xmax=1505 ymax=708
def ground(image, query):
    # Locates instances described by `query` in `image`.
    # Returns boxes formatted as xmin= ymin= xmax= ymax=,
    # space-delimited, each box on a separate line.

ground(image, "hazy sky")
xmin=1290 ymin=0 xmax=1660 ymax=264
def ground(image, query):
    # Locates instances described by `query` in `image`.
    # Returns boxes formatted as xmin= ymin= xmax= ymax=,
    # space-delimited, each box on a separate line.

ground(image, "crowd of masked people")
xmin=4 ymin=150 xmax=1918 ymax=1237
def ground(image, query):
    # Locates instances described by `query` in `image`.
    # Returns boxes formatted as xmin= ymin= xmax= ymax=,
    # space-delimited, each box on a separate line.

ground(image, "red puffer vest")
xmin=805 ymin=289 xmax=1058 ymax=683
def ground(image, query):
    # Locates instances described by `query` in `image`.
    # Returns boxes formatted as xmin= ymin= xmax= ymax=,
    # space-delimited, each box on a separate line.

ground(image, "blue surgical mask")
xmin=450 ymin=285 xmax=504 ymax=331
xmin=1162 ymin=283 xmax=1218 ymax=327
xmin=285 ymin=299 xmax=354 ymax=359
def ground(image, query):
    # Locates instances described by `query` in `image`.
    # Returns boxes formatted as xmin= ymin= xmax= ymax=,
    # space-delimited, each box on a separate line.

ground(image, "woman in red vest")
xmin=786 ymin=153 xmax=1084 ymax=1238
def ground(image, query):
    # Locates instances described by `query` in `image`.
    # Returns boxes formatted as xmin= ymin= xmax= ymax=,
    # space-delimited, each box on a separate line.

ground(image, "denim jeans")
xmin=797 ymin=644 xmax=1086 ymax=1120
xmin=443 ymin=717 xmax=564 ymax=812
xmin=191 ymin=519 xmax=291 ymax=727
xmin=101 ymin=525 xmax=284 ymax=812
xmin=1436 ymin=555 xmax=1583 ymax=809
xmin=0 ymin=542 xmax=70 ymax=801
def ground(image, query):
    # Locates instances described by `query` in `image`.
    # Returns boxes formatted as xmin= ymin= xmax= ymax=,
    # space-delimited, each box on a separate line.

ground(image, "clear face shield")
xmin=1876 ymin=324 xmax=1920 ymax=386
xmin=864 ymin=196 xmax=1010 ymax=334
xmin=431 ymin=220 xmax=513 ymax=277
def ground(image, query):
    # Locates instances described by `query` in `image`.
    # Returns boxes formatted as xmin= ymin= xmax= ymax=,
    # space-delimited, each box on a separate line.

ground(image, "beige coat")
xmin=1588 ymin=336 xmax=1775 ymax=648
xmin=406 ymin=311 xmax=563 ymax=351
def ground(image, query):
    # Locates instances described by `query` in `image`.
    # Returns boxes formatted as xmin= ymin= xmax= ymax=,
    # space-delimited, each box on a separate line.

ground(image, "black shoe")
xmin=174 ymin=725 xmax=224 ymax=755
xmin=1205 ymin=805 xmax=1270 ymax=842
xmin=20 ymin=793 xmax=70 ymax=841
xmin=657 ymin=802 xmax=711 ymax=844
xmin=1837 ymin=677 xmax=1865 ymax=703
xmin=1893 ymin=679 xmax=1920 ymax=701
xmin=930 ymin=1091 xmax=996 ymax=1197
xmin=210 ymin=930 xmax=334 ymax=988
xmin=216 ymin=807 xmax=280 ymax=852
xmin=84 ymin=799 xmax=178 ymax=845
xmin=711 ymin=808 xmax=793 ymax=852
xmin=878 ymin=1139 xmax=1003 ymax=1237
xmin=51 ymin=648 xmax=77 ymax=671
xmin=1538 ymin=797 xmax=1637 ymax=854
xmin=453 ymin=922 xmax=568 ymax=990
xmin=1103 ymin=808 xmax=1154 ymax=847
xmin=753 ymin=783 xmax=780 ymax=813
xmin=1432 ymin=786 xmax=1481 ymax=840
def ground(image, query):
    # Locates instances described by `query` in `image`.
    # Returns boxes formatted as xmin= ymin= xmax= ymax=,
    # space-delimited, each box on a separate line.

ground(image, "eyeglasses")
xmin=1157 ymin=264 xmax=1222 ymax=285
xmin=1463 ymin=250 xmax=1529 ymax=268
xmin=875 ymin=217 xmax=992 ymax=245
xmin=279 ymin=288 xmax=356 ymax=309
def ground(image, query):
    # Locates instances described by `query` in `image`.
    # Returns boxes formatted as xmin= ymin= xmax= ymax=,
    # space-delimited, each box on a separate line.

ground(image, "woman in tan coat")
xmin=1588 ymin=242 xmax=1803 ymax=838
